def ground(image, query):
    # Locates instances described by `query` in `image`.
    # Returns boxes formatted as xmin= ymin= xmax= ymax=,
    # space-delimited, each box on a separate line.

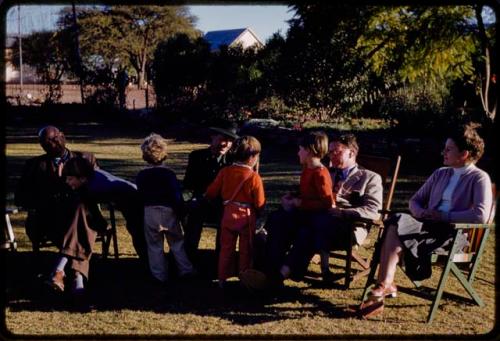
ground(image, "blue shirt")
xmin=136 ymin=165 xmax=184 ymax=214
xmin=86 ymin=169 xmax=138 ymax=203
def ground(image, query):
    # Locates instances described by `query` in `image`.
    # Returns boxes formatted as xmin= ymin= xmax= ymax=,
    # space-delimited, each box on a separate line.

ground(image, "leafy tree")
xmin=357 ymin=5 xmax=496 ymax=122
xmin=10 ymin=30 xmax=73 ymax=103
xmin=151 ymin=33 xmax=211 ymax=112
xmin=203 ymin=45 xmax=262 ymax=121
xmin=58 ymin=5 xmax=200 ymax=89
xmin=274 ymin=4 xmax=377 ymax=121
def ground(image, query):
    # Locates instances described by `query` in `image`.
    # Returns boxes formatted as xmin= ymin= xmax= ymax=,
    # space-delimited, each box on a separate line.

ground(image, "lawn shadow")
xmin=4 ymin=249 xmax=354 ymax=326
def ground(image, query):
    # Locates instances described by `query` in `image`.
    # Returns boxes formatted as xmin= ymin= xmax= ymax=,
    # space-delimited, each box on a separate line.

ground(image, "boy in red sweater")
xmin=241 ymin=131 xmax=335 ymax=290
xmin=279 ymin=131 xmax=335 ymax=279
xmin=205 ymin=136 xmax=265 ymax=288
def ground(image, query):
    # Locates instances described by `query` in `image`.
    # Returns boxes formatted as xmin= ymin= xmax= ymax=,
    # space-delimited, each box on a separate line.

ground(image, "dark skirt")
xmin=385 ymin=213 xmax=454 ymax=281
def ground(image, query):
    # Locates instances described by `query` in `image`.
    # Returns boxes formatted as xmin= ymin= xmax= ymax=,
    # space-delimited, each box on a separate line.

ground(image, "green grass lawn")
xmin=3 ymin=122 xmax=496 ymax=336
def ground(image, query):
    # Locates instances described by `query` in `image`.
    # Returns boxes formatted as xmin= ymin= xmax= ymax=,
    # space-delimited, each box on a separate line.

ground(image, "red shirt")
xmin=299 ymin=166 xmax=335 ymax=211
xmin=205 ymin=165 xmax=265 ymax=210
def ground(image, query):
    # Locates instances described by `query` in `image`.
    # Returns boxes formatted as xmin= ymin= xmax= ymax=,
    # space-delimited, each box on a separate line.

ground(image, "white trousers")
xmin=144 ymin=206 xmax=193 ymax=282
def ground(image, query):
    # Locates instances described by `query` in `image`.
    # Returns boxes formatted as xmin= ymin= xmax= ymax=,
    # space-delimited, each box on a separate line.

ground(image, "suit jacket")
xmin=183 ymin=147 xmax=230 ymax=198
xmin=330 ymin=164 xmax=383 ymax=221
xmin=409 ymin=164 xmax=493 ymax=223
xmin=15 ymin=149 xmax=98 ymax=210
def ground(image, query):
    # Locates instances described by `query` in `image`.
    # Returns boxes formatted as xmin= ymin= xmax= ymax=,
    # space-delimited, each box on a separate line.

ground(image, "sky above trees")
xmin=5 ymin=5 xmax=293 ymax=42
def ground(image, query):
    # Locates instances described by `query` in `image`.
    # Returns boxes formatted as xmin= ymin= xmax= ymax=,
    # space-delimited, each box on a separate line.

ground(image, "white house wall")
xmin=234 ymin=30 xmax=260 ymax=49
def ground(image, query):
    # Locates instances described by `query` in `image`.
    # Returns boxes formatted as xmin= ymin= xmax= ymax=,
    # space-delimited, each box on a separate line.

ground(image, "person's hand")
xmin=421 ymin=209 xmax=442 ymax=221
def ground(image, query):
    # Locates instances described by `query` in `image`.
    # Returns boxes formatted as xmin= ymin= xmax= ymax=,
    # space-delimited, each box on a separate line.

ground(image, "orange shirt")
xmin=205 ymin=164 xmax=265 ymax=210
xmin=299 ymin=166 xmax=335 ymax=211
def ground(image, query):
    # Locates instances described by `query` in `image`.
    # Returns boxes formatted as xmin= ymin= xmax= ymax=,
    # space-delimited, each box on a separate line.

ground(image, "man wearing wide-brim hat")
xmin=183 ymin=121 xmax=239 ymax=266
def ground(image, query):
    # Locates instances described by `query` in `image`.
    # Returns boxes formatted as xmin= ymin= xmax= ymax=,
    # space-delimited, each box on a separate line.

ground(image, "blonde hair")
xmin=230 ymin=135 xmax=261 ymax=162
xmin=141 ymin=133 xmax=168 ymax=165
xmin=299 ymin=131 xmax=329 ymax=158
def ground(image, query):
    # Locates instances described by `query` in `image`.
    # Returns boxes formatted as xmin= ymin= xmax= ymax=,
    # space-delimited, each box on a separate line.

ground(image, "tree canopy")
xmin=57 ymin=5 xmax=200 ymax=88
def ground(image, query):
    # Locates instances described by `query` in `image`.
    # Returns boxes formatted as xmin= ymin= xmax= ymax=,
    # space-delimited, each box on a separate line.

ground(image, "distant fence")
xmin=6 ymin=84 xmax=156 ymax=109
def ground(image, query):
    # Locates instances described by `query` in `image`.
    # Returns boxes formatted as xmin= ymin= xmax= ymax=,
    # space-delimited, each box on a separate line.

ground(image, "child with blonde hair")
xmin=137 ymin=133 xmax=194 ymax=283
xmin=205 ymin=135 xmax=265 ymax=288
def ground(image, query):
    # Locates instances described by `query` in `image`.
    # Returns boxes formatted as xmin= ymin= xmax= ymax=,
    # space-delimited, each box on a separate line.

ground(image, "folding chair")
xmin=362 ymin=184 xmax=495 ymax=323
xmin=328 ymin=154 xmax=402 ymax=289
xmin=31 ymin=202 xmax=119 ymax=259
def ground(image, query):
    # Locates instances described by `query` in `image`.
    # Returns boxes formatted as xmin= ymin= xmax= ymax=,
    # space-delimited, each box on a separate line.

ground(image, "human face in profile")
xmin=442 ymin=138 xmax=468 ymax=168
xmin=210 ymin=134 xmax=233 ymax=156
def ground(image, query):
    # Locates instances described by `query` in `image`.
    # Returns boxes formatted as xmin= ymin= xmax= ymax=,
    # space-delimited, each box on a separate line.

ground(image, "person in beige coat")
xmin=312 ymin=133 xmax=383 ymax=280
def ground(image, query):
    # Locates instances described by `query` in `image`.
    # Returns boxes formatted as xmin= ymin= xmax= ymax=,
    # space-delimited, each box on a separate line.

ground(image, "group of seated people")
xmin=13 ymin=121 xmax=493 ymax=318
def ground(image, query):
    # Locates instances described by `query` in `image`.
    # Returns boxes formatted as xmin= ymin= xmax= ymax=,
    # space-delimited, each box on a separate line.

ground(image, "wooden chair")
xmin=327 ymin=154 xmax=402 ymax=289
xmin=31 ymin=202 xmax=119 ymax=259
xmin=95 ymin=202 xmax=119 ymax=260
xmin=361 ymin=184 xmax=496 ymax=323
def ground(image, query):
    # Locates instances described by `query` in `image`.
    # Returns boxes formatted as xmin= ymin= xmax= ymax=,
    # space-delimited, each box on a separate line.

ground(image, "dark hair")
xmin=230 ymin=135 xmax=261 ymax=162
xmin=62 ymin=156 xmax=94 ymax=179
xmin=299 ymin=131 xmax=329 ymax=158
xmin=330 ymin=133 xmax=359 ymax=155
xmin=448 ymin=123 xmax=484 ymax=163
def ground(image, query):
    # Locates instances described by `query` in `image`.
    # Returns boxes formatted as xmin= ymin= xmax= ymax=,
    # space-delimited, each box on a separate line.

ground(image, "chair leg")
xmin=427 ymin=233 xmax=462 ymax=323
xmin=111 ymin=228 xmax=119 ymax=259
xmin=101 ymin=232 xmax=110 ymax=260
xmin=109 ymin=204 xmax=119 ymax=259
xmin=450 ymin=263 xmax=484 ymax=307
xmin=345 ymin=250 xmax=352 ymax=289
xmin=361 ymin=236 xmax=383 ymax=301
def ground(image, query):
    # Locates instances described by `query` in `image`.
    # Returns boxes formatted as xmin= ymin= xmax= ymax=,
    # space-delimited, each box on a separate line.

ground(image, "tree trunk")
xmin=475 ymin=5 xmax=496 ymax=121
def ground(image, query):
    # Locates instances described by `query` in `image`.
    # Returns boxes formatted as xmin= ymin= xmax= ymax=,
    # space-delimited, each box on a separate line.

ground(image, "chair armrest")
xmin=6 ymin=207 xmax=19 ymax=214
xmin=351 ymin=217 xmax=376 ymax=224
xmin=452 ymin=223 xmax=495 ymax=230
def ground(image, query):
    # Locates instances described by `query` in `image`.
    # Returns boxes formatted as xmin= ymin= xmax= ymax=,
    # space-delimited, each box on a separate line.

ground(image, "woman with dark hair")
xmin=360 ymin=123 xmax=493 ymax=318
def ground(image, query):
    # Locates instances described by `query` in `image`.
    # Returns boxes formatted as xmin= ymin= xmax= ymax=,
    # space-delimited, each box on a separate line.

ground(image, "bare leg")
xmin=377 ymin=224 xmax=403 ymax=285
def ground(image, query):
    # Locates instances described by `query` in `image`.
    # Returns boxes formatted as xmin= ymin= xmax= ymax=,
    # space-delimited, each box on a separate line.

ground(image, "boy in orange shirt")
xmin=205 ymin=136 xmax=265 ymax=288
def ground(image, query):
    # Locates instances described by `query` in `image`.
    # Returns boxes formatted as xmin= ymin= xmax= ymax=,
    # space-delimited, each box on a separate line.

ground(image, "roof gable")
xmin=204 ymin=28 xmax=263 ymax=51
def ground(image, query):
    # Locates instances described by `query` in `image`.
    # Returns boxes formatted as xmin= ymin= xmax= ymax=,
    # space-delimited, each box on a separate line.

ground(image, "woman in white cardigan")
xmin=361 ymin=123 xmax=493 ymax=318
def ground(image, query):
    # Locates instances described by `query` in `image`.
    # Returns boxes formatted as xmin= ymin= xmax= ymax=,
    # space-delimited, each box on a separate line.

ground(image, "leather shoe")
xmin=49 ymin=270 xmax=65 ymax=292
xmin=369 ymin=282 xmax=397 ymax=298
xmin=358 ymin=298 xmax=384 ymax=319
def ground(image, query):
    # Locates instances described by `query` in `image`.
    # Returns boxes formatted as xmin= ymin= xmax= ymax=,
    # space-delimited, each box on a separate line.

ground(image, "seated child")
xmin=136 ymin=133 xmax=195 ymax=283
xmin=279 ymin=130 xmax=336 ymax=280
xmin=205 ymin=135 xmax=265 ymax=288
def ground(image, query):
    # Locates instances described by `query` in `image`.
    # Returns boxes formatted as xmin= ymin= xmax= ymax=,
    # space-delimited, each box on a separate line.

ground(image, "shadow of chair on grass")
xmin=3 ymin=249 xmax=356 ymax=326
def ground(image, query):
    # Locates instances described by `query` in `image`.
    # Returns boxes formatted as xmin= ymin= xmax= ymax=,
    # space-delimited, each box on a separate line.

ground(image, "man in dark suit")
xmin=15 ymin=126 xmax=98 ymax=249
xmin=183 ymin=122 xmax=239 ymax=264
